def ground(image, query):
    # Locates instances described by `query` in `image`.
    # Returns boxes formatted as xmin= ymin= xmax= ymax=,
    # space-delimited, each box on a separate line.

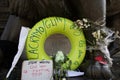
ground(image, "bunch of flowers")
xmin=74 ymin=18 xmax=120 ymax=79
xmin=75 ymin=18 xmax=120 ymax=66
xmin=53 ymin=51 xmax=71 ymax=80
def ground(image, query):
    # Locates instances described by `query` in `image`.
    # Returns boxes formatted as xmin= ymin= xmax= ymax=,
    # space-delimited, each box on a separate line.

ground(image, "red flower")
xmin=95 ymin=56 xmax=107 ymax=64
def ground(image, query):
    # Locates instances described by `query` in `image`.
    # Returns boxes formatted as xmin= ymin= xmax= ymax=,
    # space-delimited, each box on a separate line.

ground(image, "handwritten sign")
xmin=21 ymin=60 xmax=53 ymax=80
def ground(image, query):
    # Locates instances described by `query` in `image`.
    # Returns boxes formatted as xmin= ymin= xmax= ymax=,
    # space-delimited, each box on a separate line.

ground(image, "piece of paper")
xmin=67 ymin=70 xmax=84 ymax=77
xmin=6 ymin=26 xmax=30 ymax=78
xmin=21 ymin=60 xmax=53 ymax=80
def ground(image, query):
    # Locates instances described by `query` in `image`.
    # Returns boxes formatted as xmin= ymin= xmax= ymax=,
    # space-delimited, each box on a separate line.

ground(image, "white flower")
xmin=62 ymin=78 xmax=66 ymax=80
xmin=55 ymin=51 xmax=65 ymax=63
xmin=83 ymin=18 xmax=88 ymax=23
xmin=92 ymin=30 xmax=102 ymax=41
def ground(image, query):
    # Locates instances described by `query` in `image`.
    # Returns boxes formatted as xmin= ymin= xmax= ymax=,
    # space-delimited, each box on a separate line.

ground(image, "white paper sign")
xmin=21 ymin=60 xmax=53 ymax=80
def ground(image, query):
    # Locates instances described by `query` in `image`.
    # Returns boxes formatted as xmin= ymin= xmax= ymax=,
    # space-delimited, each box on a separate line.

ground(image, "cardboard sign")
xmin=21 ymin=60 xmax=53 ymax=80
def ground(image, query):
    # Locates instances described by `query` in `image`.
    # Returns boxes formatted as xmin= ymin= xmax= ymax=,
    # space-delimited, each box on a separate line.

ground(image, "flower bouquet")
xmin=75 ymin=18 xmax=120 ymax=79
xmin=53 ymin=51 xmax=71 ymax=80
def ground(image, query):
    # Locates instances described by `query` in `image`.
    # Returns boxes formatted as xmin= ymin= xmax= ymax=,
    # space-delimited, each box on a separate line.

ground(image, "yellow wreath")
xmin=26 ymin=17 xmax=86 ymax=70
